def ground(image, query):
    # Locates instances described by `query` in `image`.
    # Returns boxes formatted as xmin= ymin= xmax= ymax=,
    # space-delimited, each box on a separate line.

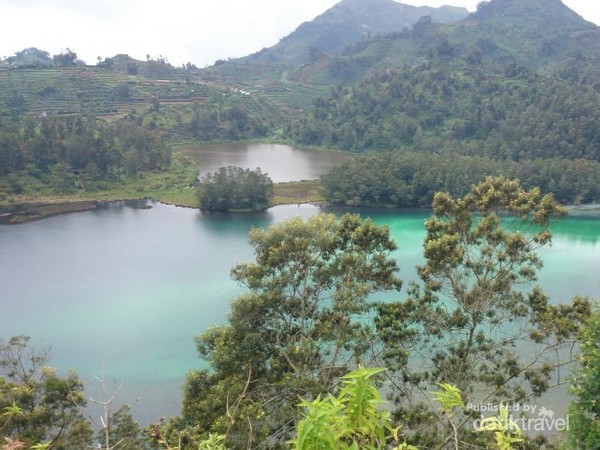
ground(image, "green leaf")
xmin=432 ymin=383 xmax=465 ymax=413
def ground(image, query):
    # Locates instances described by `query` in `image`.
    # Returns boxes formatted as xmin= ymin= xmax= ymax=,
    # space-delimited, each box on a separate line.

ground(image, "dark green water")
xmin=0 ymin=202 xmax=598 ymax=423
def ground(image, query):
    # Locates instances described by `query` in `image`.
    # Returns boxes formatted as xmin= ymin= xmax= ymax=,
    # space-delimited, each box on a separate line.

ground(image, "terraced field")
xmin=0 ymin=62 xmax=332 ymax=144
xmin=261 ymin=82 xmax=330 ymax=113
xmin=0 ymin=66 xmax=217 ymax=117
xmin=200 ymin=63 xmax=332 ymax=117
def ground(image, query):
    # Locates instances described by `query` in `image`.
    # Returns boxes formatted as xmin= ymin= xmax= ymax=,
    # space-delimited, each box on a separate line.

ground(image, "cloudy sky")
xmin=0 ymin=0 xmax=597 ymax=67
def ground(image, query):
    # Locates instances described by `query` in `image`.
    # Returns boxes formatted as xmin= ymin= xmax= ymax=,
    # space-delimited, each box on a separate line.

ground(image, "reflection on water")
xmin=180 ymin=142 xmax=350 ymax=182
xmin=0 ymin=203 xmax=598 ymax=425
xmin=552 ymin=215 xmax=600 ymax=244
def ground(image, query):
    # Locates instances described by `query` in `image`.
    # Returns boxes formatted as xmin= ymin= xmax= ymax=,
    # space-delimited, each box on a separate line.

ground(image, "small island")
xmin=197 ymin=166 xmax=273 ymax=212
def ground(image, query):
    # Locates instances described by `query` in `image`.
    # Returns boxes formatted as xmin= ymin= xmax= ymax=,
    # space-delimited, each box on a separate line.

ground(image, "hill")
xmin=287 ymin=60 xmax=600 ymax=159
xmin=0 ymin=52 xmax=283 ymax=140
xmin=200 ymin=0 xmax=600 ymax=115
xmin=283 ymin=0 xmax=600 ymax=205
xmin=2 ymin=0 xmax=599 ymax=137
xmin=198 ymin=0 xmax=468 ymax=115
xmin=239 ymin=0 xmax=468 ymax=66
xmin=288 ymin=0 xmax=600 ymax=86
xmin=285 ymin=0 xmax=600 ymax=144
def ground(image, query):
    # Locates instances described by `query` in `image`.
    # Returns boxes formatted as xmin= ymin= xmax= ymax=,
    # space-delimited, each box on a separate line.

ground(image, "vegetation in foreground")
xmin=151 ymin=177 xmax=594 ymax=449
xmin=1 ymin=178 xmax=598 ymax=449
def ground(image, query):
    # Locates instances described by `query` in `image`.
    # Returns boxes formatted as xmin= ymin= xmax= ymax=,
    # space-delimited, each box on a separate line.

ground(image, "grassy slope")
xmin=272 ymin=180 xmax=324 ymax=205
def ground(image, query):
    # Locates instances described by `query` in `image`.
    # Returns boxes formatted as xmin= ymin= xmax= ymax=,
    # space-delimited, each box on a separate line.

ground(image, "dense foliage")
xmin=291 ymin=367 xmax=414 ymax=450
xmin=187 ymin=102 xmax=271 ymax=141
xmin=0 ymin=113 xmax=170 ymax=192
xmin=197 ymin=166 xmax=274 ymax=212
xmin=321 ymin=151 xmax=600 ymax=207
xmin=293 ymin=61 xmax=600 ymax=207
xmin=172 ymin=213 xmax=401 ymax=448
xmin=0 ymin=336 xmax=93 ymax=449
xmin=285 ymin=0 xmax=600 ymax=88
xmin=376 ymin=177 xmax=591 ymax=448
xmin=287 ymin=63 xmax=600 ymax=159
xmin=568 ymin=311 xmax=600 ymax=449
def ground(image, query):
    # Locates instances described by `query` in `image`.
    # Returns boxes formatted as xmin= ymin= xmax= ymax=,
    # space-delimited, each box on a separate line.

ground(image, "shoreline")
xmin=2 ymin=196 xmax=598 ymax=226
xmin=0 ymin=200 xmax=101 ymax=225
xmin=0 ymin=197 xmax=328 ymax=225
xmin=0 ymin=179 xmax=327 ymax=225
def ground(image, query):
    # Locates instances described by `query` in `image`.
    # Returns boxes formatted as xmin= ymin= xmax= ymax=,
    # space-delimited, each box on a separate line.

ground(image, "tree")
xmin=376 ymin=177 xmax=591 ymax=448
xmin=52 ymin=49 xmax=78 ymax=67
xmin=77 ymin=369 xmax=144 ymax=450
xmin=12 ymin=48 xmax=52 ymax=66
xmin=96 ymin=405 xmax=142 ymax=450
xmin=568 ymin=309 xmax=600 ymax=449
xmin=114 ymin=83 xmax=131 ymax=101
xmin=177 ymin=213 xmax=402 ymax=448
xmin=0 ymin=336 xmax=93 ymax=449
xmin=197 ymin=166 xmax=273 ymax=212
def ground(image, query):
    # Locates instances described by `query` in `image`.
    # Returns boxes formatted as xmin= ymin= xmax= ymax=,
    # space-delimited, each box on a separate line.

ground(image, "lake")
xmin=0 ymin=202 xmax=598 ymax=424
xmin=179 ymin=142 xmax=350 ymax=182
xmin=0 ymin=143 xmax=599 ymax=425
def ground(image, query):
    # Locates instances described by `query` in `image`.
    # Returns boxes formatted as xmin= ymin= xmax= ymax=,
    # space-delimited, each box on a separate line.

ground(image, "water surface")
xmin=180 ymin=142 xmax=350 ymax=182
xmin=0 ymin=204 xmax=598 ymax=424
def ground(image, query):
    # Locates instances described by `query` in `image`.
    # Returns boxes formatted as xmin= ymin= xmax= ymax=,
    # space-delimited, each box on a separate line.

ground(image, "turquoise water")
xmin=0 ymin=202 xmax=598 ymax=423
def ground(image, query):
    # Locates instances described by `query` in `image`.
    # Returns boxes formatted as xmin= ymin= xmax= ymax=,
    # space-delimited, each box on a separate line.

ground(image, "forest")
xmin=286 ymin=63 xmax=600 ymax=159
xmin=320 ymin=151 xmax=600 ymax=207
xmin=0 ymin=113 xmax=170 ymax=193
xmin=286 ymin=61 xmax=600 ymax=206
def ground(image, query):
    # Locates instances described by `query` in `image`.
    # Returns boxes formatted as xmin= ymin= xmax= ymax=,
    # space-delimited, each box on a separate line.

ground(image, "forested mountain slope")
xmin=290 ymin=0 xmax=600 ymax=86
xmin=239 ymin=0 xmax=468 ymax=66
xmin=287 ymin=61 xmax=600 ymax=160
xmin=285 ymin=0 xmax=600 ymax=206
xmin=286 ymin=0 xmax=600 ymax=159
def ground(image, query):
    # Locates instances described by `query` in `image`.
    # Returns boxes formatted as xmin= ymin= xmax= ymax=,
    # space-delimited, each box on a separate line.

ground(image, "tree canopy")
xmin=197 ymin=166 xmax=273 ymax=212
xmin=321 ymin=151 xmax=600 ymax=207
xmin=0 ymin=113 xmax=171 ymax=183
xmin=376 ymin=176 xmax=591 ymax=448
xmin=0 ymin=336 xmax=93 ymax=449
xmin=176 ymin=213 xmax=402 ymax=448
xmin=568 ymin=311 xmax=600 ymax=449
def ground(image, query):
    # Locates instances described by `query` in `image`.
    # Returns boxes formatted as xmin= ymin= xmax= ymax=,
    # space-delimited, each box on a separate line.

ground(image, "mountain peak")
xmin=472 ymin=0 xmax=596 ymax=30
xmin=240 ymin=0 xmax=468 ymax=65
